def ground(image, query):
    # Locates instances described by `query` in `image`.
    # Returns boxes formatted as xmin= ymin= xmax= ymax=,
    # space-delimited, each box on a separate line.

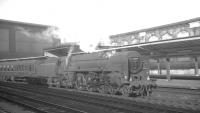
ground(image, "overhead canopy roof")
xmin=44 ymin=44 xmax=83 ymax=56
xmin=44 ymin=36 xmax=200 ymax=58
xmin=117 ymin=35 xmax=200 ymax=58
xmin=0 ymin=56 xmax=47 ymax=62
xmin=95 ymin=35 xmax=200 ymax=58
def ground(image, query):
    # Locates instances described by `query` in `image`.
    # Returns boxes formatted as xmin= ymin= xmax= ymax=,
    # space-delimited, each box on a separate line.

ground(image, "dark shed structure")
xmin=0 ymin=19 xmax=60 ymax=59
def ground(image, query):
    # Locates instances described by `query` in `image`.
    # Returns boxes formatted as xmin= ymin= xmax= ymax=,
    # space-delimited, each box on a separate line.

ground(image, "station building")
xmin=0 ymin=19 xmax=60 ymax=59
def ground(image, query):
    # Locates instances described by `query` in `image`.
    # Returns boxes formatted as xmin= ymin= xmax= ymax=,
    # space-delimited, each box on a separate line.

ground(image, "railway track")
xmin=0 ymin=88 xmax=87 ymax=113
xmin=0 ymin=81 xmax=199 ymax=113
xmin=0 ymin=83 xmax=135 ymax=113
xmin=0 ymin=107 xmax=10 ymax=113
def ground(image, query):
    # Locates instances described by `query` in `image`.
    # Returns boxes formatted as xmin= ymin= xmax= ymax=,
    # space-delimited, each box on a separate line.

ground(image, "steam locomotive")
xmin=0 ymin=48 xmax=156 ymax=97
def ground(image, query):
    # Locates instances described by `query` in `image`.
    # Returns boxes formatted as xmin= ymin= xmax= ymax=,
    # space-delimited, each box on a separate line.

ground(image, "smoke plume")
xmin=15 ymin=26 xmax=60 ymax=43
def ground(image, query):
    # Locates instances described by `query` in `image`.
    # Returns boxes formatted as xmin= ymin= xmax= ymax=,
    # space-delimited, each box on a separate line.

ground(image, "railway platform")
xmin=154 ymin=79 xmax=200 ymax=89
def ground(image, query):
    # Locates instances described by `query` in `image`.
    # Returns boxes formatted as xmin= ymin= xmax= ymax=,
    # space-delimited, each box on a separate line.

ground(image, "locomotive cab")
xmin=110 ymin=51 xmax=153 ymax=96
xmin=109 ymin=51 xmax=145 ymax=83
xmin=128 ymin=57 xmax=149 ymax=83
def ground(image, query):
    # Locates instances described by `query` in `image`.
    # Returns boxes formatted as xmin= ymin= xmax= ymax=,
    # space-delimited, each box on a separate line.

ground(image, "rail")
xmin=0 ymin=81 xmax=198 ymax=113
xmin=0 ymin=86 xmax=87 ymax=113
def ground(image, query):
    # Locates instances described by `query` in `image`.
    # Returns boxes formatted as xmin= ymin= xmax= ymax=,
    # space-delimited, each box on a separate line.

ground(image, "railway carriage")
xmin=0 ymin=57 xmax=58 ymax=86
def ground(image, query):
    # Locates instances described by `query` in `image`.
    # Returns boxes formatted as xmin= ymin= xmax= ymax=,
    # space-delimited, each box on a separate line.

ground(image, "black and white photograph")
xmin=0 ymin=0 xmax=199 ymax=113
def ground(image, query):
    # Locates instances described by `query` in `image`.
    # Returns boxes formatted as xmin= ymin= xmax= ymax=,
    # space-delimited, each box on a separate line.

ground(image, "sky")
xmin=0 ymin=0 xmax=200 ymax=51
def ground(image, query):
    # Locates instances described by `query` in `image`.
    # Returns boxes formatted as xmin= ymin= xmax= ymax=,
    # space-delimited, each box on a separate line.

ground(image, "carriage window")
xmin=29 ymin=64 xmax=33 ymax=72
xmin=25 ymin=65 xmax=28 ymax=71
xmin=24 ymin=65 xmax=26 ymax=71
xmin=18 ymin=65 xmax=20 ymax=71
xmin=4 ymin=66 xmax=7 ymax=71
xmin=29 ymin=65 xmax=31 ymax=71
xmin=22 ymin=65 xmax=25 ymax=71
xmin=21 ymin=65 xmax=23 ymax=71
xmin=17 ymin=65 xmax=19 ymax=71
xmin=11 ymin=65 xmax=14 ymax=71
xmin=14 ymin=65 xmax=16 ymax=71
xmin=7 ymin=65 xmax=9 ymax=71
xmin=27 ymin=65 xmax=29 ymax=71
xmin=31 ymin=64 xmax=35 ymax=72
xmin=9 ymin=65 xmax=11 ymax=71
xmin=6 ymin=65 xmax=8 ymax=71
xmin=26 ymin=65 xmax=29 ymax=71
xmin=134 ymin=76 xmax=138 ymax=79
xmin=19 ymin=65 xmax=22 ymax=71
xmin=16 ymin=65 xmax=18 ymax=71
xmin=22 ymin=65 xmax=24 ymax=71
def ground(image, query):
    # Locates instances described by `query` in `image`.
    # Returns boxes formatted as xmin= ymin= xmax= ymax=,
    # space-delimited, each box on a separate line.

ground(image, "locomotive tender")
xmin=0 ymin=48 xmax=155 ymax=97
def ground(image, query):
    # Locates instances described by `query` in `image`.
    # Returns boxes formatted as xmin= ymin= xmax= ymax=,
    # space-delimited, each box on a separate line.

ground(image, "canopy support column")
xmin=193 ymin=57 xmax=199 ymax=76
xmin=166 ymin=58 xmax=171 ymax=80
xmin=157 ymin=59 xmax=161 ymax=75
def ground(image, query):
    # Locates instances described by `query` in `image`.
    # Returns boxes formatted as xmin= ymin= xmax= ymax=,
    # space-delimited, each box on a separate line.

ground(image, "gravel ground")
xmin=0 ymin=98 xmax=36 ymax=113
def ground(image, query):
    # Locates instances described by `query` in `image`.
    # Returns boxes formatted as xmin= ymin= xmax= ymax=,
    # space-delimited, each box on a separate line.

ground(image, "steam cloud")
xmin=15 ymin=26 xmax=60 ymax=43
xmin=15 ymin=25 xmax=111 ymax=53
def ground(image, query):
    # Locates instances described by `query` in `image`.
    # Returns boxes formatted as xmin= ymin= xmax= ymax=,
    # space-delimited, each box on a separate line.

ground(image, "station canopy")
xmin=44 ymin=36 xmax=200 ymax=58
xmin=44 ymin=43 xmax=83 ymax=57
xmin=0 ymin=56 xmax=47 ymax=62
xmin=116 ymin=35 xmax=200 ymax=58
